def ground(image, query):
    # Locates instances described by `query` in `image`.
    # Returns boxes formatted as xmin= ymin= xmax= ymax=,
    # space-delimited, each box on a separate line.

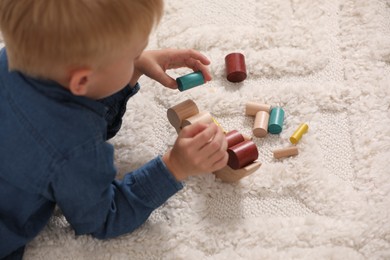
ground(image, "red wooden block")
xmin=227 ymin=140 xmax=258 ymax=170
xmin=225 ymin=130 xmax=245 ymax=148
xmin=225 ymin=53 xmax=247 ymax=83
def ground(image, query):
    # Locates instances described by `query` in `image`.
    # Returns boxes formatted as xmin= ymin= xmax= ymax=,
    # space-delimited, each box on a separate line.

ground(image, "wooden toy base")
xmin=213 ymin=161 xmax=261 ymax=183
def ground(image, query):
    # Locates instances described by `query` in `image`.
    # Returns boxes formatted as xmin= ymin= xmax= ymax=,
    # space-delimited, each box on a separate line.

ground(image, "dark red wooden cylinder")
xmin=227 ymin=140 xmax=258 ymax=170
xmin=225 ymin=130 xmax=245 ymax=148
xmin=225 ymin=53 xmax=247 ymax=83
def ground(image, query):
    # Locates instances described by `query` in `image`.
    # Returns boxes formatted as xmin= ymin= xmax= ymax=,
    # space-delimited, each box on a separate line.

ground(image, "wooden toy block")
xmin=227 ymin=140 xmax=259 ymax=170
xmin=167 ymin=99 xmax=199 ymax=133
xmin=273 ymin=146 xmax=299 ymax=159
xmin=245 ymin=102 xmax=271 ymax=116
xmin=245 ymin=102 xmax=272 ymax=138
xmin=218 ymin=130 xmax=260 ymax=182
xmin=213 ymin=161 xmax=262 ymax=183
xmin=225 ymin=130 xmax=245 ymax=148
xmin=290 ymin=123 xmax=309 ymax=144
xmin=224 ymin=130 xmax=259 ymax=172
xmin=214 ymin=124 xmax=261 ymax=183
xmin=225 ymin=53 xmax=247 ymax=83
xmin=181 ymin=111 xmax=214 ymax=128
xmin=226 ymin=130 xmax=259 ymax=170
xmin=253 ymin=111 xmax=270 ymax=138
xmin=268 ymin=107 xmax=285 ymax=134
xmin=167 ymin=100 xmax=225 ymax=134
xmin=176 ymin=71 xmax=205 ymax=91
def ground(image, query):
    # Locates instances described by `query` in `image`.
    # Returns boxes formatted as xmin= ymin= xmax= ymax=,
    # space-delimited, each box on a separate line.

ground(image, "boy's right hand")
xmin=130 ymin=49 xmax=212 ymax=89
xmin=163 ymin=123 xmax=228 ymax=181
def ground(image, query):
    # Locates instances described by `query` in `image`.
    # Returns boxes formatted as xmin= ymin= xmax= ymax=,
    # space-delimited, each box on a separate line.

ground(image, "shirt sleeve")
xmin=52 ymin=141 xmax=183 ymax=239
xmin=98 ymin=84 xmax=140 ymax=140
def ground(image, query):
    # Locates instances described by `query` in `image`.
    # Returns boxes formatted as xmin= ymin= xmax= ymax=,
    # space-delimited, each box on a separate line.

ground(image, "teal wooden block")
xmin=176 ymin=71 xmax=205 ymax=92
xmin=268 ymin=107 xmax=285 ymax=134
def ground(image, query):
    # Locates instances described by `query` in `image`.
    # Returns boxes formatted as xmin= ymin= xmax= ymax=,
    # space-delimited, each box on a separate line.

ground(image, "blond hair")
xmin=0 ymin=0 xmax=163 ymax=80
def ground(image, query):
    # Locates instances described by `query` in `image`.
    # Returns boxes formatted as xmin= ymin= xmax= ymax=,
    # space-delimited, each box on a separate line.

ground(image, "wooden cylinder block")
xmin=273 ymin=146 xmax=299 ymax=159
xmin=290 ymin=123 xmax=309 ymax=144
xmin=225 ymin=53 xmax=247 ymax=83
xmin=176 ymin=71 xmax=205 ymax=92
xmin=181 ymin=111 xmax=214 ymax=128
xmin=268 ymin=107 xmax=285 ymax=134
xmin=245 ymin=102 xmax=271 ymax=116
xmin=253 ymin=111 xmax=269 ymax=138
xmin=167 ymin=99 xmax=199 ymax=131
xmin=225 ymin=130 xmax=245 ymax=148
xmin=227 ymin=140 xmax=259 ymax=170
xmin=213 ymin=161 xmax=262 ymax=183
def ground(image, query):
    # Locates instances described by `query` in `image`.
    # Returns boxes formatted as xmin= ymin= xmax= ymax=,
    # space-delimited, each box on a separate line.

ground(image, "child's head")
xmin=0 ymin=0 xmax=163 ymax=82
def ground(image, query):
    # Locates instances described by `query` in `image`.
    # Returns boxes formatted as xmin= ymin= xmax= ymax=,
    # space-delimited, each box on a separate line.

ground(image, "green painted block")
xmin=268 ymin=107 xmax=285 ymax=134
xmin=176 ymin=71 xmax=205 ymax=92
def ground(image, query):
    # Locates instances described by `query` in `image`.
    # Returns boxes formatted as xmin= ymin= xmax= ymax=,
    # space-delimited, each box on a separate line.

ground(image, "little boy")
xmin=0 ymin=0 xmax=228 ymax=259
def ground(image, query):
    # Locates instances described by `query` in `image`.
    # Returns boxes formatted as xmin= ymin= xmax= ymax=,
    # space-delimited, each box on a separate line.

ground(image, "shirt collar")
xmin=0 ymin=48 xmax=107 ymax=117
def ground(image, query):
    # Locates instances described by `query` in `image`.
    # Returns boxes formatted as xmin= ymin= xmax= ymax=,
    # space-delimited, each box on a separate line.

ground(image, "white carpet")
xmin=20 ymin=0 xmax=390 ymax=259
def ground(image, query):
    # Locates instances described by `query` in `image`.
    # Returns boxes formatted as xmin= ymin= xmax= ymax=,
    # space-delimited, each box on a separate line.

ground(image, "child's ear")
xmin=68 ymin=69 xmax=93 ymax=96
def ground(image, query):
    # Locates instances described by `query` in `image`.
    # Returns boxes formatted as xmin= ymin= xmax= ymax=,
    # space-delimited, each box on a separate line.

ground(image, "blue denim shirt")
xmin=0 ymin=48 xmax=183 ymax=258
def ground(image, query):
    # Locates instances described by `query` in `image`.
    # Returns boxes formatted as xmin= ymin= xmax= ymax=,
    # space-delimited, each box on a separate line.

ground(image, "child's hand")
xmin=163 ymin=123 xmax=228 ymax=181
xmin=130 ymin=49 xmax=212 ymax=88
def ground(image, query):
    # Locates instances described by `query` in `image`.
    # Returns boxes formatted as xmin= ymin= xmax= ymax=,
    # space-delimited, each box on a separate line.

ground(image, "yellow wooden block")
xmin=290 ymin=123 xmax=309 ymax=144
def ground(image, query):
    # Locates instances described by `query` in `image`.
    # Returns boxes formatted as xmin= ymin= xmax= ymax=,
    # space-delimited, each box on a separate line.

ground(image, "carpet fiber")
xmin=21 ymin=0 xmax=390 ymax=259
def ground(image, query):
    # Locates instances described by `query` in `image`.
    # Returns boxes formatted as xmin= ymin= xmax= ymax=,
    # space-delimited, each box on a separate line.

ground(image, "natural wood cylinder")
xmin=245 ymin=102 xmax=271 ymax=116
xmin=273 ymin=146 xmax=299 ymax=159
xmin=253 ymin=111 xmax=269 ymax=138
xmin=167 ymin=99 xmax=199 ymax=131
xmin=181 ymin=111 xmax=214 ymax=128
xmin=213 ymin=161 xmax=262 ymax=183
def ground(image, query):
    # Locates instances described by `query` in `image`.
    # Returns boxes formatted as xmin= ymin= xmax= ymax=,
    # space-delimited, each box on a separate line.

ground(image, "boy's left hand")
xmin=130 ymin=49 xmax=212 ymax=88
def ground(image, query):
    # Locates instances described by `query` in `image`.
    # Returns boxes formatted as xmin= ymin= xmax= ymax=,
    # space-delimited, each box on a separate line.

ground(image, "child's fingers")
xmin=191 ymin=60 xmax=212 ymax=82
xmin=179 ymin=122 xmax=209 ymax=139
xmin=190 ymin=123 xmax=219 ymax=150
xmin=156 ymin=72 xmax=177 ymax=89
xmin=206 ymin=146 xmax=229 ymax=169
xmin=199 ymin=127 xmax=226 ymax=157
xmin=168 ymin=49 xmax=212 ymax=82
xmin=183 ymin=49 xmax=211 ymax=66
xmin=210 ymin=151 xmax=229 ymax=171
xmin=168 ymin=49 xmax=210 ymax=68
xmin=177 ymin=123 xmax=227 ymax=172
xmin=200 ymin=127 xmax=228 ymax=171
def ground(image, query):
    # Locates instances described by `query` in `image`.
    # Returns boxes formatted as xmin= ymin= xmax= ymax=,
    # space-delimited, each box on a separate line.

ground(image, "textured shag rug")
xmin=14 ymin=0 xmax=390 ymax=259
